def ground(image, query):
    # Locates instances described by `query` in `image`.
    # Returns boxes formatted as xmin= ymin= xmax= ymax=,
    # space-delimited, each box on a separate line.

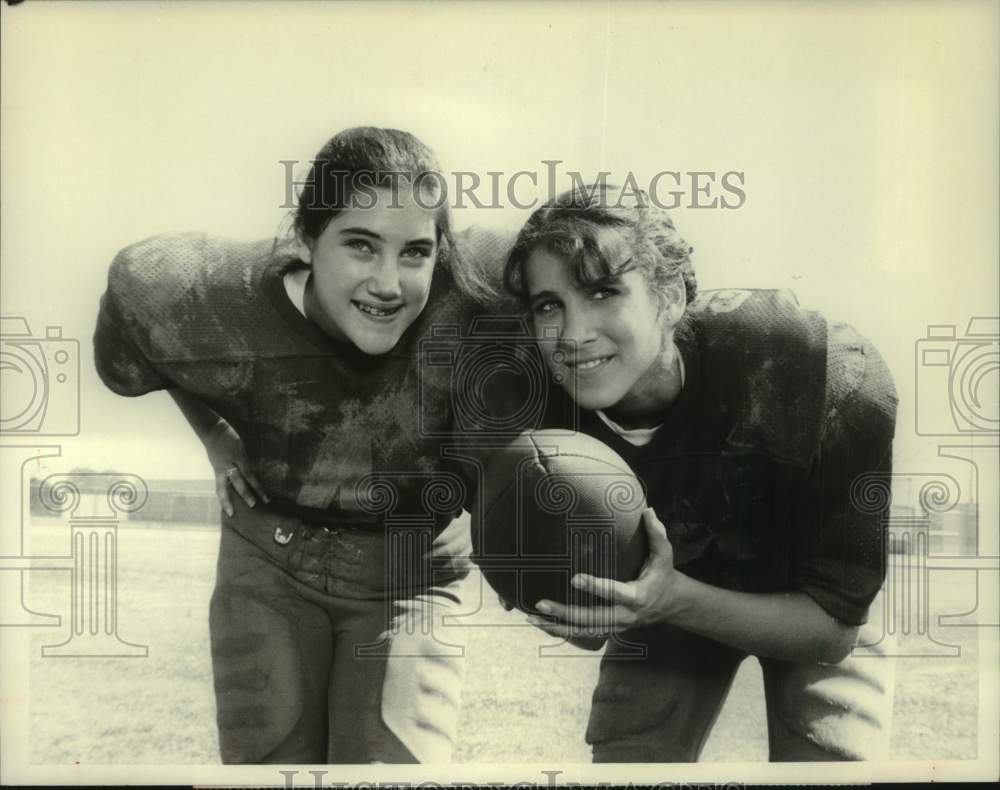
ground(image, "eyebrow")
xmin=528 ymin=274 xmax=622 ymax=302
xmin=527 ymin=289 xmax=561 ymax=304
xmin=587 ymin=273 xmax=622 ymax=288
xmin=338 ymin=227 xmax=435 ymax=246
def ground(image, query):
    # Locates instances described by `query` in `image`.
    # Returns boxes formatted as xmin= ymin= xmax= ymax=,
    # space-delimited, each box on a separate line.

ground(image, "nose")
xmin=367 ymin=256 xmax=402 ymax=301
xmin=557 ymin=304 xmax=598 ymax=352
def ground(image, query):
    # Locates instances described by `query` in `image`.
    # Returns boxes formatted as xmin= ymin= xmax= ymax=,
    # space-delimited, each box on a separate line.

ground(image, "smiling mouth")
xmin=563 ymin=355 xmax=614 ymax=372
xmin=352 ymin=300 xmax=403 ymax=319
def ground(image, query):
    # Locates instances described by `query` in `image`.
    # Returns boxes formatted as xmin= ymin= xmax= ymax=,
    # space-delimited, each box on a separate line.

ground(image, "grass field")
xmin=23 ymin=517 xmax=983 ymax=765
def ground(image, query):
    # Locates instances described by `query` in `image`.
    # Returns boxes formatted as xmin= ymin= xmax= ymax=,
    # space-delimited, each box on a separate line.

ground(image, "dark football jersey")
xmin=94 ymin=228 xmax=512 ymax=530
xmin=531 ymin=289 xmax=898 ymax=626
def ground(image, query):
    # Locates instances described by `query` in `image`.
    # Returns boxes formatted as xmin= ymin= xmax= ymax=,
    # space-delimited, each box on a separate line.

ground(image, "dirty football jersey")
xmin=94 ymin=228 xmax=512 ymax=530
xmin=534 ymin=289 xmax=899 ymax=625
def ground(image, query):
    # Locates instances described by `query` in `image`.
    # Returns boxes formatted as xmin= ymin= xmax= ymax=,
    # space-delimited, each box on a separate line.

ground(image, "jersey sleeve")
xmin=436 ymin=224 xmax=526 ymax=512
xmin=93 ymin=243 xmax=175 ymax=396
xmin=448 ymin=225 xmax=519 ymax=311
xmin=791 ymin=323 xmax=898 ymax=625
xmin=443 ymin=339 xmax=550 ymax=514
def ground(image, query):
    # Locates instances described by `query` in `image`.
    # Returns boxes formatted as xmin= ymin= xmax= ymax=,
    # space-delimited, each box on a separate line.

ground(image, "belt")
xmin=261 ymin=498 xmax=457 ymax=548
xmin=268 ymin=497 xmax=382 ymax=531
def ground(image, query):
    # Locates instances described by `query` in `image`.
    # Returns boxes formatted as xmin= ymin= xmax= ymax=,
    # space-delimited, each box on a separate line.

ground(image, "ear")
xmin=659 ymin=277 xmax=687 ymax=328
xmin=294 ymin=228 xmax=313 ymax=265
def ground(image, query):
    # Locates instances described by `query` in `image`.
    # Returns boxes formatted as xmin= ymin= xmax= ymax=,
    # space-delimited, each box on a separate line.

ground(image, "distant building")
xmin=927 ymin=501 xmax=979 ymax=556
xmin=887 ymin=500 xmax=977 ymax=556
xmin=30 ymin=477 xmax=218 ymax=526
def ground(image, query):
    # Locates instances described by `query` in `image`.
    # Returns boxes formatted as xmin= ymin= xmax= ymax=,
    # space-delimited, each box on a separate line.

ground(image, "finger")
xmin=643 ymin=507 xmax=668 ymax=541
xmin=498 ymin=594 xmax=514 ymax=612
xmin=242 ymin=468 xmax=271 ymax=504
xmin=642 ymin=508 xmax=674 ymax=559
xmin=215 ymin=477 xmax=234 ymax=518
xmin=534 ymin=600 xmax=624 ymax=630
xmin=528 ymin=618 xmax=571 ymax=639
xmin=526 ymin=616 xmax=608 ymax=642
xmin=533 ymin=599 xmax=566 ymax=618
xmin=525 ymin=617 xmax=578 ymax=641
xmin=571 ymin=574 xmax=639 ymax=606
xmin=228 ymin=471 xmax=257 ymax=508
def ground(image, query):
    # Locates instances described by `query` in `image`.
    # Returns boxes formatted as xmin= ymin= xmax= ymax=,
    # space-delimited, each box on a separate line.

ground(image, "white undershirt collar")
xmin=595 ymin=353 xmax=685 ymax=447
xmin=284 ymin=268 xmax=310 ymax=317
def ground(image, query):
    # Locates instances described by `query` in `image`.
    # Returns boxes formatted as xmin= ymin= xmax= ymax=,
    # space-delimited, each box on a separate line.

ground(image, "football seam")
xmin=530 ymin=435 xmax=637 ymax=477
xmin=478 ymin=436 xmax=548 ymax=540
xmin=475 ymin=433 xmax=648 ymax=559
xmin=530 ymin=436 xmax=646 ymax=502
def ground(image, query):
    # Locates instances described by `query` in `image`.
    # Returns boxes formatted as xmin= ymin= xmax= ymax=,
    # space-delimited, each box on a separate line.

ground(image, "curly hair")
xmin=503 ymin=183 xmax=697 ymax=310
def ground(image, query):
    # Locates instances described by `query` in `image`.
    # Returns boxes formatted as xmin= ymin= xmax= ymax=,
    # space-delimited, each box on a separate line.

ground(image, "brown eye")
xmin=401 ymin=246 xmax=432 ymax=261
xmin=346 ymin=239 xmax=375 ymax=254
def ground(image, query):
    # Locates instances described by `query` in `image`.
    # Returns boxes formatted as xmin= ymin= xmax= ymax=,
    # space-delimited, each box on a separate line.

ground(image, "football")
xmin=471 ymin=429 xmax=648 ymax=615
